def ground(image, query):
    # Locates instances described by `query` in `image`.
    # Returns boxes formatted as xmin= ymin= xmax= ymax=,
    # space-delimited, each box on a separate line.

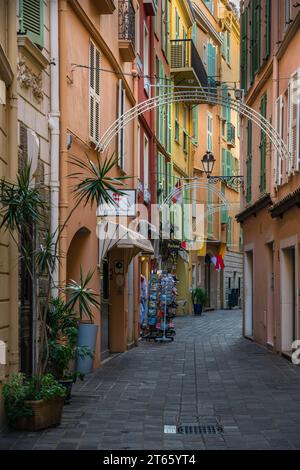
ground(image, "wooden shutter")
xmin=241 ymin=8 xmax=248 ymax=91
xmin=289 ymin=70 xmax=300 ymax=171
xmin=161 ymin=0 xmax=166 ymax=53
xmin=265 ymin=0 xmax=271 ymax=59
xmin=19 ymin=0 xmax=44 ymax=48
xmin=260 ymin=93 xmax=267 ymax=192
xmin=117 ymin=79 xmax=126 ymax=169
xmin=246 ymin=120 xmax=252 ymax=203
xmin=222 ymin=148 xmax=226 ymax=175
xmin=89 ymin=41 xmax=101 ymax=144
xmin=166 ymin=161 xmax=173 ymax=196
xmin=192 ymin=22 xmax=197 ymax=46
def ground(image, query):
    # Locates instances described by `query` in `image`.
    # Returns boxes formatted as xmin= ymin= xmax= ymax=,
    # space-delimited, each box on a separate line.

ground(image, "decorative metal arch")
xmin=97 ymin=87 xmax=291 ymax=166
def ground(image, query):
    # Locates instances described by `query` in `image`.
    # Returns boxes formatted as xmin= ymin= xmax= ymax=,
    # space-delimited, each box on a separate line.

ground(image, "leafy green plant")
xmin=2 ymin=373 xmax=65 ymax=425
xmin=191 ymin=287 xmax=208 ymax=306
xmin=46 ymin=298 xmax=93 ymax=381
xmin=64 ymin=268 xmax=100 ymax=322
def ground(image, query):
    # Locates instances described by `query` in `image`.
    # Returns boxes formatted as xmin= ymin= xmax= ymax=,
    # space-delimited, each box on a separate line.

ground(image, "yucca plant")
xmin=64 ymin=267 xmax=100 ymax=323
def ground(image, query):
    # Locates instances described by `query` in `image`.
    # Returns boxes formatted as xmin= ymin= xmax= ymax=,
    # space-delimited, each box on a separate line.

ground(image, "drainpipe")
xmin=272 ymin=0 xmax=279 ymax=198
xmin=49 ymin=0 xmax=60 ymax=296
xmin=8 ymin=0 xmax=19 ymax=374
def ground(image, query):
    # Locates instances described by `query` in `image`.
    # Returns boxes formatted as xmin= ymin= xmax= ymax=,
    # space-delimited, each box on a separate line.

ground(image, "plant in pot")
xmin=46 ymin=298 xmax=94 ymax=403
xmin=191 ymin=287 xmax=208 ymax=315
xmin=2 ymin=373 xmax=66 ymax=431
xmin=0 ymin=154 xmax=128 ymax=430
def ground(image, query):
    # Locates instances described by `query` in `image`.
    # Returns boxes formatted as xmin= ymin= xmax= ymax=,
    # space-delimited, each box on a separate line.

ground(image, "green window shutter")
xmin=250 ymin=1 xmax=255 ymax=82
xmin=207 ymin=43 xmax=216 ymax=87
xmin=253 ymin=0 xmax=261 ymax=74
xmin=226 ymin=150 xmax=231 ymax=177
xmin=166 ymin=161 xmax=173 ymax=196
xmin=241 ymin=8 xmax=248 ymax=91
xmin=192 ymin=22 xmax=197 ymax=46
xmin=161 ymin=0 xmax=166 ymax=53
xmin=265 ymin=0 xmax=271 ymax=59
xmin=166 ymin=1 xmax=171 ymax=62
xmin=221 ymin=185 xmax=228 ymax=224
xmin=221 ymin=32 xmax=226 ymax=58
xmin=227 ymin=217 xmax=232 ymax=247
xmin=222 ymin=85 xmax=228 ymax=120
xmin=175 ymin=9 xmax=180 ymax=39
xmin=207 ymin=184 xmax=213 ymax=235
xmin=260 ymin=94 xmax=267 ymax=192
xmin=246 ymin=120 xmax=252 ymax=203
xmin=19 ymin=0 xmax=44 ymax=48
xmin=222 ymin=148 xmax=226 ymax=175
xmin=227 ymin=31 xmax=231 ymax=64
xmin=167 ymin=100 xmax=172 ymax=153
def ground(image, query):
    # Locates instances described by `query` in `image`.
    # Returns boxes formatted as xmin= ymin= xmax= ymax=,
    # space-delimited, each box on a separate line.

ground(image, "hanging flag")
xmin=171 ymin=180 xmax=182 ymax=204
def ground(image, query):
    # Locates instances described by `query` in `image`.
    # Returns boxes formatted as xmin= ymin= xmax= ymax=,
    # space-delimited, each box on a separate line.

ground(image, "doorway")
xmin=281 ymin=246 xmax=296 ymax=353
xmin=244 ymin=250 xmax=253 ymax=337
xmin=205 ymin=257 xmax=211 ymax=307
xmin=266 ymin=242 xmax=275 ymax=347
xmin=100 ymin=260 xmax=110 ymax=360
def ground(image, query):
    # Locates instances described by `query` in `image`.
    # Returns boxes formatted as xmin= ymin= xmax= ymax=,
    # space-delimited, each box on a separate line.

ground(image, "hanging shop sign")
xmin=97 ymin=190 xmax=136 ymax=217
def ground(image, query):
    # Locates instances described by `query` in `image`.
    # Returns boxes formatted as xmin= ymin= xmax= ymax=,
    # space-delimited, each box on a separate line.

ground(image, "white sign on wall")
xmin=97 ymin=190 xmax=136 ymax=217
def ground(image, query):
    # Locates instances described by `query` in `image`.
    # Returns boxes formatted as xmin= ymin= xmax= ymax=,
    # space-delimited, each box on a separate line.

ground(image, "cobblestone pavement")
xmin=2 ymin=309 xmax=300 ymax=450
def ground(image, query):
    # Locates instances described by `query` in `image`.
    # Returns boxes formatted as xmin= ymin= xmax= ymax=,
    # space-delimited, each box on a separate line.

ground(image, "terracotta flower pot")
xmin=13 ymin=398 xmax=64 ymax=431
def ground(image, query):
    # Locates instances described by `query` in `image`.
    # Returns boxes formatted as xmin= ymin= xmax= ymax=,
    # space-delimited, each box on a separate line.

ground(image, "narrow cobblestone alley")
xmin=2 ymin=310 xmax=300 ymax=450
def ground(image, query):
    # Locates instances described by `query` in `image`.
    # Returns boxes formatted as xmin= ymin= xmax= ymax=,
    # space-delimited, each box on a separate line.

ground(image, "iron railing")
xmin=170 ymin=39 xmax=208 ymax=89
xmin=118 ymin=0 xmax=135 ymax=46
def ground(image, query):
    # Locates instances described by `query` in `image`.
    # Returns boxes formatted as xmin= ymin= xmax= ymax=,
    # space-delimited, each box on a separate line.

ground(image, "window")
xmin=117 ymin=79 xmax=126 ymax=168
xmin=260 ymin=93 xmax=267 ymax=192
xmin=285 ymin=0 xmax=292 ymax=29
xmin=192 ymin=22 xmax=197 ymax=46
xmin=288 ymin=70 xmax=300 ymax=172
xmin=221 ymin=184 xmax=228 ymax=224
xmin=161 ymin=0 xmax=166 ymax=53
xmin=175 ymin=103 xmax=180 ymax=143
xmin=192 ymin=265 xmax=196 ymax=289
xmin=183 ymin=105 xmax=188 ymax=153
xmin=207 ymin=42 xmax=216 ymax=88
xmin=207 ymin=184 xmax=213 ymax=236
xmin=241 ymin=7 xmax=248 ymax=91
xmin=89 ymin=41 xmax=101 ymax=144
xmin=274 ymin=95 xmax=283 ymax=186
xmin=246 ymin=120 xmax=252 ymax=203
xmin=207 ymin=112 xmax=213 ymax=151
xmin=143 ymin=23 xmax=150 ymax=94
xmin=157 ymin=152 xmax=165 ymax=204
xmin=192 ymin=106 xmax=198 ymax=146
xmin=18 ymin=0 xmax=44 ymax=48
xmin=204 ymin=0 xmax=214 ymax=14
xmin=227 ymin=217 xmax=232 ymax=247
xmin=137 ymin=124 xmax=141 ymax=180
xmin=144 ymin=135 xmax=149 ymax=191
xmin=265 ymin=0 xmax=271 ymax=59
xmin=250 ymin=0 xmax=261 ymax=81
xmin=226 ymin=30 xmax=231 ymax=65
xmin=167 ymin=161 xmax=173 ymax=196
xmin=175 ymin=9 xmax=180 ymax=39
xmin=136 ymin=4 xmax=140 ymax=57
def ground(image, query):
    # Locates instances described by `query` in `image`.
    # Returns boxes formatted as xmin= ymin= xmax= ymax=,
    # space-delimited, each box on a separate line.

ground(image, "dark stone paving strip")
xmin=2 ymin=310 xmax=300 ymax=449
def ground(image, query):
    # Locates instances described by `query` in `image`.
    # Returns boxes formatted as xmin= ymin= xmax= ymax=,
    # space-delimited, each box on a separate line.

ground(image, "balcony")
xmin=170 ymin=39 xmax=208 ymax=89
xmin=143 ymin=0 xmax=158 ymax=16
xmin=227 ymin=123 xmax=236 ymax=147
xmin=118 ymin=0 xmax=135 ymax=62
xmin=93 ymin=0 xmax=115 ymax=14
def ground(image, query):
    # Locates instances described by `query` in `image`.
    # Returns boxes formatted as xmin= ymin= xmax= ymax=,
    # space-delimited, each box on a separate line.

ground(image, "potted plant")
xmin=46 ymin=298 xmax=94 ymax=403
xmin=191 ymin=287 xmax=208 ymax=315
xmin=2 ymin=373 xmax=65 ymax=431
xmin=0 ymin=154 xmax=128 ymax=430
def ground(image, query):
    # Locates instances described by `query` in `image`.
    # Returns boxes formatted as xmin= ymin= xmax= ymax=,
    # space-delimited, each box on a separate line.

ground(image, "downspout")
xmin=8 ymin=0 xmax=19 ymax=374
xmin=49 ymin=0 xmax=60 ymax=296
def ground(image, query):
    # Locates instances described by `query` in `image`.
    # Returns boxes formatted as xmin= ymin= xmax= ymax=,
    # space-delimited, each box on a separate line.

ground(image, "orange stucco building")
xmin=238 ymin=1 xmax=300 ymax=356
xmin=58 ymin=0 xmax=147 ymax=366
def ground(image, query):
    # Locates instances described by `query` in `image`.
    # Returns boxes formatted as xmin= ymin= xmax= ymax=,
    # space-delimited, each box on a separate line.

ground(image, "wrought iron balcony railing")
xmin=170 ymin=39 xmax=208 ymax=89
xmin=227 ymin=123 xmax=236 ymax=147
xmin=118 ymin=0 xmax=135 ymax=45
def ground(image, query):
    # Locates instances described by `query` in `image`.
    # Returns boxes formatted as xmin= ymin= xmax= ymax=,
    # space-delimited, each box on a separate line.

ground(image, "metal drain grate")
xmin=177 ymin=424 xmax=223 ymax=435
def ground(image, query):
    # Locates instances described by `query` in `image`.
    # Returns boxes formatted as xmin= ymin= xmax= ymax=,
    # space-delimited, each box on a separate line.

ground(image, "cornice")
xmin=236 ymin=193 xmax=272 ymax=223
xmin=17 ymin=36 xmax=49 ymax=70
xmin=276 ymin=12 xmax=300 ymax=61
xmin=69 ymin=0 xmax=135 ymax=106
xmin=0 ymin=43 xmax=14 ymax=85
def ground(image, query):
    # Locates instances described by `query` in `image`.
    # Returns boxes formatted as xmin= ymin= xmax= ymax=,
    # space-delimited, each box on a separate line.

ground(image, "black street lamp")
xmin=201 ymin=150 xmax=244 ymax=189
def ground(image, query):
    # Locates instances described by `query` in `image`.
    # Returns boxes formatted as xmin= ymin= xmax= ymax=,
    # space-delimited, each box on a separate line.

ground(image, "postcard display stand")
xmin=145 ymin=272 xmax=177 ymax=342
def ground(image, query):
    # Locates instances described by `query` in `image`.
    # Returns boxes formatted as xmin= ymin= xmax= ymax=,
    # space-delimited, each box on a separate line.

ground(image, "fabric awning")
xmin=98 ymin=221 xmax=154 ymax=264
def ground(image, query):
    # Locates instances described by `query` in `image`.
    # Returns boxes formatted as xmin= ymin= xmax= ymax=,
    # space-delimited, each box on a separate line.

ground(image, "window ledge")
xmin=17 ymin=36 xmax=49 ymax=71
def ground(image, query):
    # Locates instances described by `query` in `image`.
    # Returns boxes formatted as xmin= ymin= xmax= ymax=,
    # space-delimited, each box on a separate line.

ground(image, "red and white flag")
xmin=171 ymin=180 xmax=182 ymax=204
